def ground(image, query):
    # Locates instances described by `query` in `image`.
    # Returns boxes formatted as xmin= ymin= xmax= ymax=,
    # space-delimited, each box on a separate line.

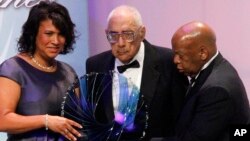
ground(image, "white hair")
xmin=107 ymin=5 xmax=143 ymax=27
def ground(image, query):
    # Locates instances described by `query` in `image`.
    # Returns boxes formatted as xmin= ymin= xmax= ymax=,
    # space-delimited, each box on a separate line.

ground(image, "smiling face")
xmin=106 ymin=7 xmax=145 ymax=64
xmin=35 ymin=19 xmax=65 ymax=60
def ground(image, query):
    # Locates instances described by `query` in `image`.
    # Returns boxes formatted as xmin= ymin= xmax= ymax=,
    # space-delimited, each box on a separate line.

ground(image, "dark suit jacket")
xmin=85 ymin=40 xmax=188 ymax=140
xmin=172 ymin=53 xmax=250 ymax=141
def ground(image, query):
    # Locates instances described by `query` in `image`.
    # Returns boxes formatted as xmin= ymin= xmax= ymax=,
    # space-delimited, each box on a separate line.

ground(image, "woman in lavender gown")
xmin=0 ymin=1 xmax=82 ymax=141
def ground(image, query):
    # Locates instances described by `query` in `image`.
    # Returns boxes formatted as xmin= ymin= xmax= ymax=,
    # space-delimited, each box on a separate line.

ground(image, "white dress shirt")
xmin=112 ymin=42 xmax=145 ymax=112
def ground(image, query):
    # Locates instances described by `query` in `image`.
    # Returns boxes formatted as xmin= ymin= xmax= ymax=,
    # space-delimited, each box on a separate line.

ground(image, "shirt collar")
xmin=191 ymin=50 xmax=219 ymax=80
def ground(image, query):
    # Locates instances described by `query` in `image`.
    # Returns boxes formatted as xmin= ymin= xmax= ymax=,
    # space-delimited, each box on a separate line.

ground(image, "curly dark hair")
xmin=17 ymin=1 xmax=76 ymax=55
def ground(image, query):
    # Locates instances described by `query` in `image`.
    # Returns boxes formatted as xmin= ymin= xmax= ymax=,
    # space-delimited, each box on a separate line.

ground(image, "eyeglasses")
xmin=106 ymin=27 xmax=141 ymax=43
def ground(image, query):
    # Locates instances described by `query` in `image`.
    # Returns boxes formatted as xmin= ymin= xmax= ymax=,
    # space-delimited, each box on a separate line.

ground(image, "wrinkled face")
xmin=35 ymin=19 xmax=65 ymax=59
xmin=106 ymin=15 xmax=144 ymax=64
xmin=172 ymin=40 xmax=203 ymax=77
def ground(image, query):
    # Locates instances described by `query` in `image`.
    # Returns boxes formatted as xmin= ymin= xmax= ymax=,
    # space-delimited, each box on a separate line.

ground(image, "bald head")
xmin=171 ymin=21 xmax=218 ymax=77
xmin=172 ymin=21 xmax=217 ymax=55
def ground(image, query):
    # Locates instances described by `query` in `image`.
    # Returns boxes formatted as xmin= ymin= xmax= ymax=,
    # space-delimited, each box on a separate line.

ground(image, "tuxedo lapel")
xmin=96 ymin=53 xmax=116 ymax=122
xmin=91 ymin=71 xmax=114 ymax=123
xmin=104 ymin=52 xmax=116 ymax=72
xmin=140 ymin=40 xmax=160 ymax=105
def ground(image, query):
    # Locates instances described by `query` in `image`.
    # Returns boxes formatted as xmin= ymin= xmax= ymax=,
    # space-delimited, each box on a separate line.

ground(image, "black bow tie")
xmin=117 ymin=60 xmax=140 ymax=73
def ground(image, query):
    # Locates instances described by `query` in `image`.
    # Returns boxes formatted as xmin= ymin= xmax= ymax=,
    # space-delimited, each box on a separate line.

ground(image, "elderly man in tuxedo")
xmin=85 ymin=5 xmax=188 ymax=141
xmin=170 ymin=21 xmax=250 ymax=141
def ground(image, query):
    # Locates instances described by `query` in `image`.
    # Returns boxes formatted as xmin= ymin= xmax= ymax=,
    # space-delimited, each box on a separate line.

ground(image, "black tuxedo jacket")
xmin=172 ymin=53 xmax=250 ymax=141
xmin=86 ymin=40 xmax=188 ymax=140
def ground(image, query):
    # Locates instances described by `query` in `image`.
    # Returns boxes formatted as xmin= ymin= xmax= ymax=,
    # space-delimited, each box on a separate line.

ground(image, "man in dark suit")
xmin=170 ymin=21 xmax=250 ymax=141
xmin=85 ymin=5 xmax=188 ymax=141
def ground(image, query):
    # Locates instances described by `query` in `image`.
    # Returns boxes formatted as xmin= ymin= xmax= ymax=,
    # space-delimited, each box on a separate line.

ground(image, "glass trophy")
xmin=61 ymin=71 xmax=148 ymax=141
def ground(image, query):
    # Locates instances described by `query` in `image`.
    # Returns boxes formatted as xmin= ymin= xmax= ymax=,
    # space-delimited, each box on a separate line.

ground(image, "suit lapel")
xmin=185 ymin=53 xmax=223 ymax=100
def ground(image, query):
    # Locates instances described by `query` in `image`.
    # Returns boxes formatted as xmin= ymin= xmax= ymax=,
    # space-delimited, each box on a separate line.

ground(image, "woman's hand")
xmin=46 ymin=115 xmax=83 ymax=141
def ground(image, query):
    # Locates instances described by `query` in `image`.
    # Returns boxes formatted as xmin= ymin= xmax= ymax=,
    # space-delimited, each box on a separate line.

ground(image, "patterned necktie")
xmin=185 ymin=77 xmax=196 ymax=96
xmin=190 ymin=77 xmax=196 ymax=86
xmin=117 ymin=60 xmax=140 ymax=73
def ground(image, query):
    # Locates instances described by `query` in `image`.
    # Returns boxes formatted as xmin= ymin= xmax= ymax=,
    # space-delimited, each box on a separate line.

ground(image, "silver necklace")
xmin=30 ymin=55 xmax=56 ymax=70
